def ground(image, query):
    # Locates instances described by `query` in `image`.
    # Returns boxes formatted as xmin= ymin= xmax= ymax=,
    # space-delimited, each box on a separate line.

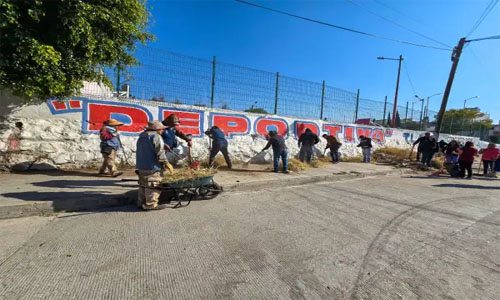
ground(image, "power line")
xmin=466 ymin=34 xmax=500 ymax=42
xmin=403 ymin=60 xmax=417 ymax=95
xmin=466 ymin=0 xmax=499 ymax=37
xmin=346 ymin=0 xmax=452 ymax=49
xmin=373 ymin=0 xmax=427 ymax=27
xmin=234 ymin=0 xmax=452 ymax=51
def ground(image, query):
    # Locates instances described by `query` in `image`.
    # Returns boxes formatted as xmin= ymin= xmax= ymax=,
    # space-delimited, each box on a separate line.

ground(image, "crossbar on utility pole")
xmin=320 ymin=80 xmax=325 ymax=120
xmin=435 ymin=38 xmax=466 ymax=139
xmin=210 ymin=56 xmax=216 ymax=108
xmin=274 ymin=72 xmax=279 ymax=115
xmin=354 ymin=89 xmax=360 ymax=123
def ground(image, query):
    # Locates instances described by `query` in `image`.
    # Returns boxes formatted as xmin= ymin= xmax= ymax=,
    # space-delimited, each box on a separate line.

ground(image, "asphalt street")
xmin=0 ymin=173 xmax=499 ymax=299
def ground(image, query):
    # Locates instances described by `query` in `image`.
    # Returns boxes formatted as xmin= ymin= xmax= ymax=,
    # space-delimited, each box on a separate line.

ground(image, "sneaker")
xmin=273 ymin=170 xmax=279 ymax=173
xmin=112 ymin=171 xmax=124 ymax=177
xmin=142 ymin=204 xmax=169 ymax=211
xmin=466 ymin=177 xmax=472 ymax=180
xmin=283 ymin=170 xmax=290 ymax=174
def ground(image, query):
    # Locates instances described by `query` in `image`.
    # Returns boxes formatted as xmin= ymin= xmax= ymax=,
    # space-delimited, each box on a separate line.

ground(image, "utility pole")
xmin=418 ymin=97 xmax=424 ymax=130
xmin=382 ymin=96 xmax=387 ymax=125
xmin=376 ymin=55 xmax=403 ymax=128
xmin=434 ymin=37 xmax=466 ymax=139
xmin=392 ymin=55 xmax=403 ymax=128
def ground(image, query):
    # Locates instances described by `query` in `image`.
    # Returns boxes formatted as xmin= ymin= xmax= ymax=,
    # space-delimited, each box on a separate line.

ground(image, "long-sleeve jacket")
xmin=136 ymin=131 xmax=167 ymax=171
xmin=100 ymin=125 xmax=121 ymax=150
xmin=205 ymin=127 xmax=227 ymax=145
xmin=298 ymin=132 xmax=319 ymax=147
xmin=357 ymin=137 xmax=372 ymax=149
xmin=325 ymin=136 xmax=342 ymax=152
xmin=161 ymin=127 xmax=191 ymax=149
xmin=263 ymin=135 xmax=287 ymax=153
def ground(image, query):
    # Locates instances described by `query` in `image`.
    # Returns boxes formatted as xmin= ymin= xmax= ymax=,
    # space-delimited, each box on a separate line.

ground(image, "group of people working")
xmin=413 ymin=132 xmax=500 ymax=179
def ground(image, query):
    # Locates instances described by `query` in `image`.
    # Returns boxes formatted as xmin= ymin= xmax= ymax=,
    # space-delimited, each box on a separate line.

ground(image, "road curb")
xmin=0 ymin=169 xmax=396 ymax=219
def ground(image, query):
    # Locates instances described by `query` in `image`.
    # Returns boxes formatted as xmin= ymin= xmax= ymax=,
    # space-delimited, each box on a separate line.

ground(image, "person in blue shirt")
xmin=262 ymin=130 xmax=289 ymax=173
xmin=161 ymin=114 xmax=192 ymax=154
xmin=99 ymin=118 xmax=124 ymax=177
xmin=205 ymin=126 xmax=232 ymax=168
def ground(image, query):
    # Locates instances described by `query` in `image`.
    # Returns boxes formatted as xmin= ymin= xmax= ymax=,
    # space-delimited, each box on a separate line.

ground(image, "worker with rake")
xmin=205 ymin=126 xmax=232 ymax=168
xmin=98 ymin=118 xmax=124 ymax=177
xmin=136 ymin=121 xmax=172 ymax=211
xmin=161 ymin=114 xmax=193 ymax=163
xmin=261 ymin=130 xmax=289 ymax=173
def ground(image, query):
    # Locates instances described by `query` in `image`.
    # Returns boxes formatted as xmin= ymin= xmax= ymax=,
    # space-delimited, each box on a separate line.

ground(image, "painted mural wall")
xmin=0 ymin=97 xmax=480 ymax=169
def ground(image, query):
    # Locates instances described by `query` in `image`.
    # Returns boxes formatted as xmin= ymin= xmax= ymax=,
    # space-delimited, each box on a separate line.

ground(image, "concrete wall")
xmin=0 ymin=96 xmax=480 ymax=169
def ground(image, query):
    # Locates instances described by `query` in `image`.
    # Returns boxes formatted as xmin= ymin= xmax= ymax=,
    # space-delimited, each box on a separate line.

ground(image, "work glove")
xmin=163 ymin=161 xmax=174 ymax=173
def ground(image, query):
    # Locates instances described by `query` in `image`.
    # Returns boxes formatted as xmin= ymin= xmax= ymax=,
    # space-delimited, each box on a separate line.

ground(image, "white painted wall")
xmin=0 ymin=96 xmax=481 ymax=169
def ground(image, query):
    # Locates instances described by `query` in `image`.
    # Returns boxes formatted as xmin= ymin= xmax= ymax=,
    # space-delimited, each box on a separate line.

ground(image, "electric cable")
xmin=235 ymin=0 xmax=452 ymax=51
xmin=346 ymin=0 xmax=452 ymax=49
xmin=466 ymin=0 xmax=499 ymax=37
xmin=403 ymin=60 xmax=417 ymax=95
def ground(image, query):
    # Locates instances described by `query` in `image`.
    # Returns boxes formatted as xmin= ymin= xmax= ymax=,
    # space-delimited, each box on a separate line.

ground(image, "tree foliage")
xmin=245 ymin=107 xmax=268 ymax=114
xmin=0 ymin=0 xmax=153 ymax=101
xmin=439 ymin=108 xmax=493 ymax=134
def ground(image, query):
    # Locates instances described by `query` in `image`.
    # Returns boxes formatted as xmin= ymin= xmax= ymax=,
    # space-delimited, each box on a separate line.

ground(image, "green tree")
xmin=395 ymin=111 xmax=401 ymax=127
xmin=0 ymin=0 xmax=153 ymax=101
xmin=441 ymin=108 xmax=492 ymax=135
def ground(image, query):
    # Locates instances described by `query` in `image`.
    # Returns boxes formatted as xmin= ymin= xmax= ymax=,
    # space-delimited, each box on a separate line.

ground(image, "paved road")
xmin=0 ymin=174 xmax=499 ymax=299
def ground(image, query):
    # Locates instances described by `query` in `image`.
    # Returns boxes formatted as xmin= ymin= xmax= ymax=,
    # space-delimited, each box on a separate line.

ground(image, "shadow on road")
xmin=30 ymin=179 xmax=123 ymax=188
xmin=433 ymin=183 xmax=500 ymax=190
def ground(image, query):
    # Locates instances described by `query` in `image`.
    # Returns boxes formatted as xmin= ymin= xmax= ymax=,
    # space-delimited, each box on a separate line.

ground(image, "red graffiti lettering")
xmin=344 ymin=126 xmax=355 ymax=142
xmin=211 ymin=113 xmax=250 ymax=137
xmin=294 ymin=122 xmax=319 ymax=139
xmin=161 ymin=110 xmax=203 ymax=136
xmin=87 ymin=103 xmax=150 ymax=133
xmin=372 ymin=129 xmax=385 ymax=143
xmin=51 ymin=100 xmax=67 ymax=110
xmin=356 ymin=127 xmax=372 ymax=139
xmin=323 ymin=125 xmax=342 ymax=139
xmin=255 ymin=118 xmax=288 ymax=138
xmin=69 ymin=100 xmax=82 ymax=109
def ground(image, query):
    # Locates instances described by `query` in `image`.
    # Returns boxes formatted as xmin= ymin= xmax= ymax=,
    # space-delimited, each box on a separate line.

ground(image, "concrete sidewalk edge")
xmin=0 ymin=169 xmax=399 ymax=219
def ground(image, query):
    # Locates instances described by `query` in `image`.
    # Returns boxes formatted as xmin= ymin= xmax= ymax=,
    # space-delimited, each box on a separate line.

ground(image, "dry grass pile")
xmin=310 ymin=159 xmax=328 ymax=168
xmin=287 ymin=158 xmax=310 ymax=172
xmin=372 ymin=147 xmax=415 ymax=163
xmin=340 ymin=156 xmax=363 ymax=162
xmin=162 ymin=168 xmax=217 ymax=183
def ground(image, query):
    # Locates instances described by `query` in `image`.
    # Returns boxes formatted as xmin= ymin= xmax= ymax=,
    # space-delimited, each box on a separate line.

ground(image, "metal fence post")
xmin=210 ymin=56 xmax=216 ymax=108
xmin=274 ymin=72 xmax=279 ymax=115
xmin=320 ymin=80 xmax=325 ymax=120
xmin=382 ymin=96 xmax=387 ymax=124
xmin=354 ymin=89 xmax=360 ymax=123
xmin=404 ymin=101 xmax=409 ymax=129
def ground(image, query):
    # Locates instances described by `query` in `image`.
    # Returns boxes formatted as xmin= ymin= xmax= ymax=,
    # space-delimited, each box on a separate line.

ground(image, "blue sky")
xmin=144 ymin=0 xmax=500 ymax=122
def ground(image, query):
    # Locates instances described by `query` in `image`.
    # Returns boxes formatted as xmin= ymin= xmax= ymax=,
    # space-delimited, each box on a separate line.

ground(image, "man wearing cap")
xmin=298 ymin=128 xmax=319 ymax=163
xmin=99 ymin=119 xmax=124 ymax=177
xmin=205 ymin=125 xmax=232 ymax=168
xmin=136 ymin=121 xmax=171 ymax=211
xmin=161 ymin=114 xmax=192 ymax=159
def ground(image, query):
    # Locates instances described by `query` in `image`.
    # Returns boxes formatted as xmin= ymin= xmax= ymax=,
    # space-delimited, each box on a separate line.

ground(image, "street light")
xmin=377 ymin=55 xmax=403 ymax=128
xmin=463 ymin=95 xmax=480 ymax=109
xmin=415 ymin=95 xmax=425 ymax=130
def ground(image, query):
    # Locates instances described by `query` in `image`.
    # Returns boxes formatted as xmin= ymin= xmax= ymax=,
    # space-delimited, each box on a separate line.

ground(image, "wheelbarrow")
xmin=155 ymin=175 xmax=223 ymax=208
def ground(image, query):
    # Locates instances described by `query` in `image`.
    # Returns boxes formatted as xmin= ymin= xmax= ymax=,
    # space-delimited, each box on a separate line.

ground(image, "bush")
xmin=244 ymin=107 xmax=268 ymax=114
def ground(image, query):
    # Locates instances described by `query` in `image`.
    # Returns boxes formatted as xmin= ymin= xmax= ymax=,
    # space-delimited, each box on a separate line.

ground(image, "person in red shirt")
xmin=458 ymin=141 xmax=478 ymax=179
xmin=479 ymin=143 xmax=500 ymax=176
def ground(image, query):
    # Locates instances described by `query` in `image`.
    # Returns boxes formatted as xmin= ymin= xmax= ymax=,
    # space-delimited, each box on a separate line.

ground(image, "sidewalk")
xmin=0 ymin=162 xmax=397 ymax=219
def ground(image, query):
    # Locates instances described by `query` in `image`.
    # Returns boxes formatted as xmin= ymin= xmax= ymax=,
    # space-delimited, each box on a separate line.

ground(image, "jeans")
xmin=330 ymin=150 xmax=340 ymax=163
xmin=496 ymin=158 xmax=500 ymax=172
xmin=299 ymin=145 xmax=313 ymax=163
xmin=483 ymin=160 xmax=495 ymax=175
xmin=459 ymin=160 xmax=473 ymax=178
xmin=209 ymin=141 xmax=232 ymax=168
xmin=421 ymin=151 xmax=434 ymax=167
xmin=273 ymin=149 xmax=288 ymax=172
xmin=362 ymin=148 xmax=371 ymax=163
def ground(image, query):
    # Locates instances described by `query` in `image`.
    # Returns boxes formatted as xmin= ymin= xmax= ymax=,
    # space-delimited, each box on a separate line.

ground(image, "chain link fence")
xmin=92 ymin=46 xmax=438 ymax=129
